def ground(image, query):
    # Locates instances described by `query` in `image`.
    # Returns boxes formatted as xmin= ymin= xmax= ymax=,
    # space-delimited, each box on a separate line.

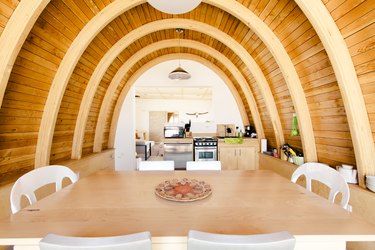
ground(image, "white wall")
xmin=114 ymin=88 xmax=136 ymax=170
xmin=135 ymin=60 xmax=244 ymax=135
xmin=136 ymin=98 xmax=213 ymax=134
xmin=135 ymin=82 xmax=244 ymax=135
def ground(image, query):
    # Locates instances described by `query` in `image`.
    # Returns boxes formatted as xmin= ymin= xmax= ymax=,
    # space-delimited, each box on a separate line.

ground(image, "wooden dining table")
xmin=1 ymin=170 xmax=375 ymax=250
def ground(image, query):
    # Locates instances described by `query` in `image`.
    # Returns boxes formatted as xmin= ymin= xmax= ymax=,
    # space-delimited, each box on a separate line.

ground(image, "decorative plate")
xmin=155 ymin=178 xmax=212 ymax=202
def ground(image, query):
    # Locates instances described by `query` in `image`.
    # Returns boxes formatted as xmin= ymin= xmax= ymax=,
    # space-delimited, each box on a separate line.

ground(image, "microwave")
xmin=164 ymin=126 xmax=184 ymax=138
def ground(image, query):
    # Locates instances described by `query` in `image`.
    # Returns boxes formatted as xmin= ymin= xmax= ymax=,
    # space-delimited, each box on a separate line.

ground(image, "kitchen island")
xmin=162 ymin=138 xmax=193 ymax=170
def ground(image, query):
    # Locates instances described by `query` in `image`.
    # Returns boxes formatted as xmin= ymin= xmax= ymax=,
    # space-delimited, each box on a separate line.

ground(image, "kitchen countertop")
xmin=217 ymin=137 xmax=259 ymax=143
xmin=162 ymin=137 xmax=259 ymax=144
xmin=162 ymin=138 xmax=193 ymax=143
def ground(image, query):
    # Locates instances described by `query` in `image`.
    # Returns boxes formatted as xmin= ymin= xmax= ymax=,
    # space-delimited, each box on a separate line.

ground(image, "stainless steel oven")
xmin=193 ymin=137 xmax=218 ymax=161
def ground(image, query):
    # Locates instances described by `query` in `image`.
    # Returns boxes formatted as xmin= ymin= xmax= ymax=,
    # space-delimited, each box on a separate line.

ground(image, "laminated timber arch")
xmin=34 ymin=0 xmax=145 ymax=167
xmin=0 ymin=0 xmax=50 ymax=107
xmin=72 ymin=19 xmax=282 ymax=159
xmin=206 ymin=0 xmax=317 ymax=162
xmin=92 ymin=40 xmax=264 ymax=153
xmin=107 ymin=53 xmax=250 ymax=147
xmin=1 ymin=1 xmax=371 ymax=174
xmin=33 ymin=0 xmax=311 ymax=167
xmin=294 ymin=0 xmax=375 ymax=185
xmin=20 ymin=0 xmax=316 ymax=166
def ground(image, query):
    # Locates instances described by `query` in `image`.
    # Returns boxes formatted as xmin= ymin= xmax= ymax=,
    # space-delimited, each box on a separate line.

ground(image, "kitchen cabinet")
xmin=218 ymin=139 xmax=259 ymax=170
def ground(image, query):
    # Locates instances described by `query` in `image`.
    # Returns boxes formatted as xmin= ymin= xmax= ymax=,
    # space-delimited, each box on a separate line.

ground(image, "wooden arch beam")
xmin=206 ymin=0 xmax=317 ymax=161
xmin=0 ymin=0 xmax=51 ymax=107
xmin=5 ymin=0 xmax=371 ymax=177
xmin=93 ymin=40 xmax=264 ymax=152
xmin=35 ymin=0 xmax=146 ymax=167
xmin=294 ymin=0 xmax=375 ymax=185
xmin=72 ymin=19 xmax=282 ymax=159
xmin=204 ymin=0 xmax=318 ymax=161
xmin=35 ymin=0 xmax=311 ymax=167
xmin=107 ymin=53 xmax=255 ymax=148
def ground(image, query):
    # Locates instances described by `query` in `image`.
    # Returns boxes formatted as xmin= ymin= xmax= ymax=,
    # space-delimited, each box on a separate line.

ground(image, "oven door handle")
xmin=195 ymin=147 xmax=217 ymax=150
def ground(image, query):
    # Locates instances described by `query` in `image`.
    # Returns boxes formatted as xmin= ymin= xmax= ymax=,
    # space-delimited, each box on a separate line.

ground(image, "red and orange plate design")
xmin=155 ymin=178 xmax=212 ymax=202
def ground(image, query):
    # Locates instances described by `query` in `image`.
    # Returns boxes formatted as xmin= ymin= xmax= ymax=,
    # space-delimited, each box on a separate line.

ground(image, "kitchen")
xmin=161 ymin=123 xmax=259 ymax=170
xmin=122 ymin=59 xmax=259 ymax=170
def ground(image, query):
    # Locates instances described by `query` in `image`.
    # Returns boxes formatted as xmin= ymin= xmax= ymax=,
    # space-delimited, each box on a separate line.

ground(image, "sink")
xmin=224 ymin=137 xmax=244 ymax=144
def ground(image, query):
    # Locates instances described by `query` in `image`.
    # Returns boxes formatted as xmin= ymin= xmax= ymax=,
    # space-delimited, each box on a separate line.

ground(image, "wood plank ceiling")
xmin=0 ymin=0 xmax=374 ymax=186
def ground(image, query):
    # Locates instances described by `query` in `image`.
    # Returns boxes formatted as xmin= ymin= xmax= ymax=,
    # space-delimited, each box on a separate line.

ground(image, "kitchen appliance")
xmin=244 ymin=125 xmax=255 ymax=137
xmin=163 ymin=142 xmax=193 ymax=170
xmin=244 ymin=125 xmax=257 ymax=138
xmin=164 ymin=125 xmax=185 ymax=138
xmin=193 ymin=137 xmax=218 ymax=161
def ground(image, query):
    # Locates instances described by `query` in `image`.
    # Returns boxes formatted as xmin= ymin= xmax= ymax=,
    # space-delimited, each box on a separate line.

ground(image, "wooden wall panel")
xmin=254 ymin=0 xmax=353 ymax=167
xmin=0 ymin=0 xmax=19 ymax=34
xmin=324 ymin=1 xmax=375 ymax=166
xmin=51 ymin=0 xmax=115 ymax=162
xmin=226 ymin=0 xmax=297 ymax=153
xmin=1 ymin=0 xmax=373 ymax=184
xmin=101 ymin=85 xmax=123 ymax=150
xmin=0 ymin=0 xmax=95 ymax=182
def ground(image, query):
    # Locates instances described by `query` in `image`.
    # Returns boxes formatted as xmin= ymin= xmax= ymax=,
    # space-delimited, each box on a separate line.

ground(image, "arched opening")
xmin=114 ymin=59 xmax=244 ymax=170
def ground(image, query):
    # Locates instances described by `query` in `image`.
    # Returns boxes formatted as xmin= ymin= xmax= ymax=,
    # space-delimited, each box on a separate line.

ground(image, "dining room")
xmin=0 ymin=0 xmax=375 ymax=249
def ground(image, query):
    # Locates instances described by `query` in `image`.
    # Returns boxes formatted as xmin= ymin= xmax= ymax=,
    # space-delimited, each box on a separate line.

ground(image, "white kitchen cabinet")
xmin=218 ymin=140 xmax=259 ymax=170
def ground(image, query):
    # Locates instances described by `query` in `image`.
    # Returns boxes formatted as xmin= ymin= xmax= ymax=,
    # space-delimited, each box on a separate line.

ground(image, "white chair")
xmin=39 ymin=231 xmax=151 ymax=250
xmin=187 ymin=230 xmax=295 ymax=250
xmin=10 ymin=165 xmax=79 ymax=214
xmin=138 ymin=160 xmax=174 ymax=171
xmin=186 ymin=161 xmax=221 ymax=171
xmin=291 ymin=162 xmax=350 ymax=209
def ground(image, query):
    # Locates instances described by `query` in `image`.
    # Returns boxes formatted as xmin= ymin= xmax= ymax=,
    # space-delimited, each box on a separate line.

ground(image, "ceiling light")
xmin=147 ymin=0 xmax=202 ymax=14
xmin=169 ymin=66 xmax=191 ymax=80
xmin=168 ymin=28 xmax=191 ymax=80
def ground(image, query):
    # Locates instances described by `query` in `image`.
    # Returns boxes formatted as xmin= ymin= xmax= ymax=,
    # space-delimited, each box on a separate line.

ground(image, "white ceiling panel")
xmin=135 ymin=87 xmax=212 ymax=100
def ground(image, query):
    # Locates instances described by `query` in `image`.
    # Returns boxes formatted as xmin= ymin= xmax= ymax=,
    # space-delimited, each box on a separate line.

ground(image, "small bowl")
xmin=342 ymin=164 xmax=353 ymax=170
xmin=292 ymin=156 xmax=304 ymax=166
xmin=366 ymin=176 xmax=375 ymax=184
xmin=366 ymin=183 xmax=375 ymax=192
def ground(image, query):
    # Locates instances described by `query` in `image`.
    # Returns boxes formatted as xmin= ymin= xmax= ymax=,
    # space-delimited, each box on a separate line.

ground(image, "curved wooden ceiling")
xmin=0 ymin=0 xmax=374 ymax=187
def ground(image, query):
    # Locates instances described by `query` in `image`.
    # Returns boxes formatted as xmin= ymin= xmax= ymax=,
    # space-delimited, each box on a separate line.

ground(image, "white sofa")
xmin=136 ymin=139 xmax=154 ymax=160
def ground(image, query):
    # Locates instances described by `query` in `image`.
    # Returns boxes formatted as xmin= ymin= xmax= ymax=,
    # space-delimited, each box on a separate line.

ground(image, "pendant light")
xmin=169 ymin=28 xmax=191 ymax=80
xmin=147 ymin=0 xmax=202 ymax=14
xmin=169 ymin=66 xmax=191 ymax=80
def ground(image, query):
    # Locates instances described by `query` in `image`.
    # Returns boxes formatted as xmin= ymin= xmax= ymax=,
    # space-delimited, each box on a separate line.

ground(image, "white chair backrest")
xmin=187 ymin=230 xmax=295 ymax=250
xmin=10 ymin=165 xmax=79 ymax=214
xmin=291 ymin=162 xmax=350 ymax=209
xmin=39 ymin=231 xmax=151 ymax=250
xmin=186 ymin=161 xmax=221 ymax=171
xmin=138 ymin=161 xmax=174 ymax=171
